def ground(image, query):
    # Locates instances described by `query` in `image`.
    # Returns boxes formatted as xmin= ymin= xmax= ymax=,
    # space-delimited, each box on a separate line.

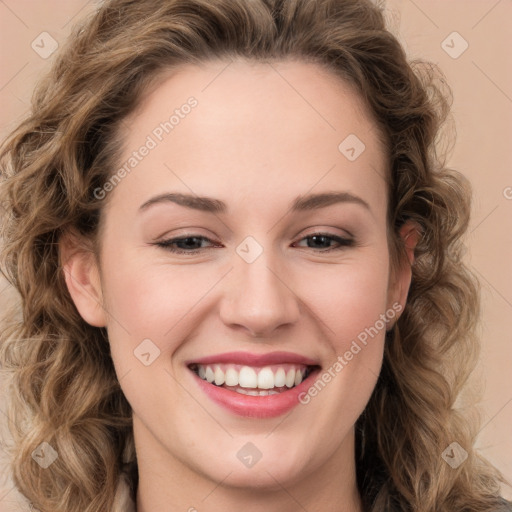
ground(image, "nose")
xmin=219 ymin=253 xmax=300 ymax=338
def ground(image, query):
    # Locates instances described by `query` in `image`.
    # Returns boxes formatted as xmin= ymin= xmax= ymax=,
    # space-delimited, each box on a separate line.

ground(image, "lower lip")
xmin=191 ymin=368 xmax=321 ymax=419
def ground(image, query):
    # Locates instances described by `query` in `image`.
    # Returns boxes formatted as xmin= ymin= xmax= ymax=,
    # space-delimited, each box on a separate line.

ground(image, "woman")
xmin=0 ymin=0 xmax=510 ymax=511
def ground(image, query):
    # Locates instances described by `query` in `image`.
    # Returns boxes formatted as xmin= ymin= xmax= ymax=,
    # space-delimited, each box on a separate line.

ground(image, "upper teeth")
xmin=195 ymin=364 xmax=308 ymax=389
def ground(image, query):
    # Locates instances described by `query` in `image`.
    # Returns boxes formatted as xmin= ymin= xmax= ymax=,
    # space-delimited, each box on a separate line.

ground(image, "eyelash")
xmin=153 ymin=232 xmax=355 ymax=255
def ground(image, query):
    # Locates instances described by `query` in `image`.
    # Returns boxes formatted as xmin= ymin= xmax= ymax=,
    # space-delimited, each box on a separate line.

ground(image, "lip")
xmin=186 ymin=350 xmax=320 ymax=367
xmin=186 ymin=351 xmax=321 ymax=419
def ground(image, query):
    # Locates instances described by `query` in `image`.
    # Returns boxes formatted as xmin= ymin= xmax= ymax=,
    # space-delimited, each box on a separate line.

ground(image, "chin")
xmin=187 ymin=437 xmax=314 ymax=491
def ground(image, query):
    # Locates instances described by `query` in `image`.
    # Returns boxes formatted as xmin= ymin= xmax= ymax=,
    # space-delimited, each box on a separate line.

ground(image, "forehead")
xmin=108 ymin=59 xmax=388 ymax=220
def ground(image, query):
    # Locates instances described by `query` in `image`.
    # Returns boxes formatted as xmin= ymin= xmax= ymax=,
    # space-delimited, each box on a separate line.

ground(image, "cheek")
xmin=101 ymin=254 xmax=208 ymax=337
xmin=295 ymin=251 xmax=390 ymax=413
xmin=303 ymin=253 xmax=391 ymax=348
xmin=95 ymin=258 xmax=208 ymax=404
xmin=98 ymin=254 xmax=209 ymax=419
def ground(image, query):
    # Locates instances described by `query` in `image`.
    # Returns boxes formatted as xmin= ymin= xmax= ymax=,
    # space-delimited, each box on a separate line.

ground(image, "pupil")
xmin=311 ymin=235 xmax=329 ymax=248
xmin=183 ymin=237 xmax=200 ymax=248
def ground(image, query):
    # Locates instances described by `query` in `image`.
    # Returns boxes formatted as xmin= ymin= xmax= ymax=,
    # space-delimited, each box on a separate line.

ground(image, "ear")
xmin=60 ymin=230 xmax=107 ymax=327
xmin=386 ymin=220 xmax=422 ymax=320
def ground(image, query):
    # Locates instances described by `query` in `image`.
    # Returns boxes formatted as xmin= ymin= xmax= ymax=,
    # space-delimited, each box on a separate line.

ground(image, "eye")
xmin=152 ymin=232 xmax=355 ymax=255
xmin=153 ymin=235 xmax=219 ymax=254
xmin=293 ymin=233 xmax=355 ymax=252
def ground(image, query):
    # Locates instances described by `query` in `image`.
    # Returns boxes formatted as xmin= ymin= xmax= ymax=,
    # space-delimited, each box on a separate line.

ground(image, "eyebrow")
xmin=139 ymin=191 xmax=371 ymax=214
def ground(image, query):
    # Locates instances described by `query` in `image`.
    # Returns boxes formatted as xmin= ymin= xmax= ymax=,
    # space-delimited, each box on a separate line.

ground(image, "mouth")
xmin=188 ymin=362 xmax=318 ymax=396
xmin=186 ymin=351 xmax=322 ymax=418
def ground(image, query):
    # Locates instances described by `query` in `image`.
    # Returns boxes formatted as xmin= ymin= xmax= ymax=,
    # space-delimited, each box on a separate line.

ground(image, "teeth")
xmin=232 ymin=388 xmax=280 ymax=396
xmin=214 ymin=366 xmax=225 ymax=386
xmin=274 ymin=368 xmax=286 ymax=387
xmin=193 ymin=363 xmax=310 ymax=390
xmin=285 ymin=369 xmax=296 ymax=388
xmin=257 ymin=367 xmax=275 ymax=389
xmin=225 ymin=367 xmax=239 ymax=387
xmin=205 ymin=366 xmax=215 ymax=383
xmin=239 ymin=366 xmax=258 ymax=388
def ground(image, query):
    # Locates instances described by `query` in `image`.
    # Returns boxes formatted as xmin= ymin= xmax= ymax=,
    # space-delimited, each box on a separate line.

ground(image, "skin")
xmin=62 ymin=59 xmax=418 ymax=512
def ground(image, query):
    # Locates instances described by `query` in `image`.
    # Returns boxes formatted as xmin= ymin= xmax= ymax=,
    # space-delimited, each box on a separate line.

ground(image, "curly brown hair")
xmin=0 ymin=0 xmax=510 ymax=511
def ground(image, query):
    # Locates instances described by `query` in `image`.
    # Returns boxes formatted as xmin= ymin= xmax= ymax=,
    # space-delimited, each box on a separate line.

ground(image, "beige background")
xmin=0 ymin=0 xmax=511 ymax=509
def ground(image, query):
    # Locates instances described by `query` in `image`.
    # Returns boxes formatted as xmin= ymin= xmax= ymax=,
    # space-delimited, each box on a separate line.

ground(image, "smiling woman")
xmin=0 ymin=1 xmax=511 ymax=512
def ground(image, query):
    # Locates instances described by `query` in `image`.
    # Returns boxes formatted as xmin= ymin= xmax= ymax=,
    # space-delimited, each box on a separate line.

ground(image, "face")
xmin=64 ymin=59 xmax=412 ymax=497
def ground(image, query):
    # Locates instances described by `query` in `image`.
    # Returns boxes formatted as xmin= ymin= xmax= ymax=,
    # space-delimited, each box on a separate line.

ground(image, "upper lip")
xmin=186 ymin=351 xmax=320 ymax=367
